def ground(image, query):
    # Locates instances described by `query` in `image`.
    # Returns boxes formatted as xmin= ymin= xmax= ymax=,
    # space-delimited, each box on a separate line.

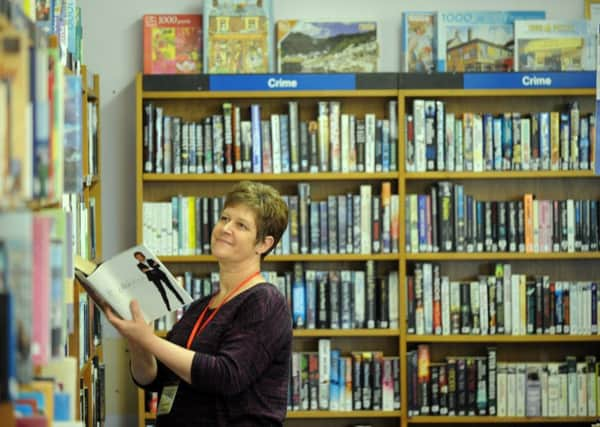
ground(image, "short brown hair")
xmin=224 ymin=181 xmax=288 ymax=258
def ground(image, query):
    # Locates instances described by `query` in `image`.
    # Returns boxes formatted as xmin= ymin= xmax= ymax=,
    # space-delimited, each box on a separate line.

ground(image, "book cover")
xmin=276 ymin=20 xmax=378 ymax=73
xmin=436 ymin=10 xmax=545 ymax=72
xmin=402 ymin=12 xmax=436 ymax=72
xmin=74 ymin=244 xmax=193 ymax=322
xmin=203 ymin=0 xmax=274 ymax=73
xmin=63 ymin=75 xmax=82 ymax=193
xmin=514 ymin=19 xmax=595 ymax=71
xmin=143 ymin=14 xmax=202 ymax=75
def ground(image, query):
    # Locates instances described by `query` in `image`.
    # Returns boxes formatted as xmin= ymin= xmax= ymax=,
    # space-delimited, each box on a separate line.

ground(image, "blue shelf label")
xmin=464 ymin=72 xmax=595 ymax=89
xmin=209 ymin=74 xmax=356 ymax=91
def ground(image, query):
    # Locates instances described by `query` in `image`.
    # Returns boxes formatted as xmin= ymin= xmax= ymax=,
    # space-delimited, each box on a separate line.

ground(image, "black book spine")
xmin=487 ymin=346 xmax=497 ymax=416
xmin=460 ymin=282 xmax=472 ymax=334
xmin=517 ymin=200 xmax=525 ymax=252
xmin=535 ymin=276 xmax=543 ymax=334
xmin=476 ymin=357 xmax=487 ymax=415
xmin=508 ymin=200 xmax=518 ymax=252
xmin=407 ymin=275 xmax=416 ymax=334
xmin=526 ymin=280 xmax=537 ymax=334
xmin=456 ymin=358 xmax=467 ymax=415
xmin=497 ymin=200 xmax=507 ymax=251
xmin=430 ymin=365 xmax=440 ymax=414
xmin=316 ymin=271 xmax=329 ymax=328
xmin=438 ymin=364 xmax=449 ymax=415
xmin=466 ymin=358 xmax=477 ymax=416
xmin=552 ymin=199 xmax=561 ymax=252
xmin=447 ymin=359 xmax=457 ymax=416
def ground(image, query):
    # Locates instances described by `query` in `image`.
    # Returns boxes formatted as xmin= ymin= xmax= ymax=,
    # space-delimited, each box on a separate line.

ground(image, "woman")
xmin=106 ymin=181 xmax=291 ymax=426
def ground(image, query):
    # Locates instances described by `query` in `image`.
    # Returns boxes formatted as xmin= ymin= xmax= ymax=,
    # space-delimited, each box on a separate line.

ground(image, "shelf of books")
xmin=135 ymin=70 xmax=599 ymax=427
xmin=0 ymin=1 xmax=104 ymax=425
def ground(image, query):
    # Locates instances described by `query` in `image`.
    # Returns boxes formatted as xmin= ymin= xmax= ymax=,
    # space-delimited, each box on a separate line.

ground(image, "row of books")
xmin=291 ymin=340 xmax=400 ymax=412
xmin=271 ymin=263 xmax=398 ymax=330
xmin=156 ymin=263 xmax=399 ymax=331
xmin=142 ymin=182 xmax=399 ymax=257
xmin=406 ymin=183 xmax=600 ymax=253
xmin=409 ymin=345 xmax=599 ymax=418
xmin=407 ymin=262 xmax=599 ymax=336
xmin=406 ymin=100 xmax=594 ymax=172
xmin=143 ymin=100 xmax=398 ymax=175
xmin=403 ymin=11 xmax=595 ymax=73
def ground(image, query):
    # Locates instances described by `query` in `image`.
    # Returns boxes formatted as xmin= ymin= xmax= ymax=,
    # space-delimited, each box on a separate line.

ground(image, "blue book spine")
xmin=579 ymin=116 xmax=590 ymax=170
xmin=319 ymin=201 xmax=329 ymax=254
xmin=292 ymin=264 xmax=306 ymax=328
xmin=279 ymin=114 xmax=291 ymax=173
xmin=501 ymin=113 xmax=512 ymax=170
xmin=418 ymin=194 xmax=428 ymax=252
xmin=539 ymin=112 xmax=551 ymax=170
xmin=492 ymin=117 xmax=503 ymax=171
xmin=329 ymin=349 xmax=341 ymax=410
xmin=382 ymin=119 xmax=390 ymax=172
xmin=250 ymin=104 xmax=262 ymax=172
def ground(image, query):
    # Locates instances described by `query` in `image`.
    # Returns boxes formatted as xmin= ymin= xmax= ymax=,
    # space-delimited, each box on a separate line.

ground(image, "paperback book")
xmin=514 ymin=19 xmax=596 ymax=71
xmin=74 ymin=245 xmax=193 ymax=322
xmin=277 ymin=20 xmax=378 ymax=73
xmin=436 ymin=10 xmax=545 ymax=72
xmin=143 ymin=14 xmax=203 ymax=74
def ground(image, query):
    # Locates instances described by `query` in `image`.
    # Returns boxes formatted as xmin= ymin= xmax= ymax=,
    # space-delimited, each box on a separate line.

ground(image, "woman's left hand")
xmin=105 ymin=300 xmax=155 ymax=350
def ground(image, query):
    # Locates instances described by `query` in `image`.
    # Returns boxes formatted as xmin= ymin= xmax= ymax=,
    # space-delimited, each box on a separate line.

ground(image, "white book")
xmin=511 ymin=274 xmax=521 ymax=335
xmin=547 ymin=363 xmax=561 ymax=417
xmin=388 ymin=271 xmax=399 ymax=329
xmin=360 ymin=185 xmax=372 ymax=254
xmin=515 ymin=363 xmax=526 ymax=416
xmin=497 ymin=363 xmax=507 ymax=416
xmin=567 ymin=199 xmax=575 ymax=252
xmin=364 ymin=113 xmax=377 ymax=172
xmin=340 ymin=114 xmax=350 ymax=173
xmin=479 ymin=276 xmax=489 ymax=335
xmin=422 ymin=262 xmax=433 ymax=335
xmin=318 ymin=339 xmax=331 ymax=410
xmin=270 ymin=114 xmax=282 ymax=174
xmin=441 ymin=276 xmax=451 ymax=335
xmin=329 ymin=101 xmax=341 ymax=172
xmin=472 ymin=113 xmax=483 ymax=172
xmin=502 ymin=264 xmax=512 ymax=335
xmin=577 ymin=362 xmax=588 ymax=416
xmin=412 ymin=100 xmax=426 ymax=172
xmin=506 ymin=364 xmax=517 ymax=416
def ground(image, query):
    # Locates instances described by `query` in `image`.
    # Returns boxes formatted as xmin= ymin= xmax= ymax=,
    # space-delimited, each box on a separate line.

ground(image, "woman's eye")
xmin=220 ymin=215 xmax=228 ymax=222
xmin=238 ymin=222 xmax=248 ymax=230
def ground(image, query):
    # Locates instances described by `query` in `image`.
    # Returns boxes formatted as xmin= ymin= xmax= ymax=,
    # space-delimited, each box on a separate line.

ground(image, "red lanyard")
xmin=185 ymin=271 xmax=260 ymax=349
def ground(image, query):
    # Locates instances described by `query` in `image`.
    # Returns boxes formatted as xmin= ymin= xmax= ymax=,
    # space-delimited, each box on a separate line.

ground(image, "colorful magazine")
xmin=143 ymin=14 xmax=203 ymax=74
xmin=514 ymin=19 xmax=595 ymax=71
xmin=203 ymin=0 xmax=274 ymax=74
xmin=277 ymin=20 xmax=378 ymax=73
xmin=436 ymin=10 xmax=546 ymax=72
xmin=402 ymin=12 xmax=436 ymax=72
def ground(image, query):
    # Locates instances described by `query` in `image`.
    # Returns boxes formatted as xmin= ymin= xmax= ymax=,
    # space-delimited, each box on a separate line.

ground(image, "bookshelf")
xmin=134 ymin=71 xmax=599 ymax=427
xmin=0 ymin=6 xmax=103 ymax=425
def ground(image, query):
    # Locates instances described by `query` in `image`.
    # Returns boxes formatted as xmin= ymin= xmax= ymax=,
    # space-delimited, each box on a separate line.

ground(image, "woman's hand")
xmin=105 ymin=300 xmax=155 ymax=350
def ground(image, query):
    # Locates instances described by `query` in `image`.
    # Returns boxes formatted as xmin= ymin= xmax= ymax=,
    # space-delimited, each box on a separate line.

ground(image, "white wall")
xmin=78 ymin=0 xmax=584 ymax=425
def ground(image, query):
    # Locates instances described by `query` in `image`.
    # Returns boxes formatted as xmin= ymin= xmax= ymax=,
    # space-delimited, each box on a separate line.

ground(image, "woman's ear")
xmin=256 ymin=235 xmax=275 ymax=255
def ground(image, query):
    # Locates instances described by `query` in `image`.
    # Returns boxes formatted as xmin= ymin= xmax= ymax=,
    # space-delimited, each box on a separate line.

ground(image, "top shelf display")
xmin=141 ymin=71 xmax=596 ymax=92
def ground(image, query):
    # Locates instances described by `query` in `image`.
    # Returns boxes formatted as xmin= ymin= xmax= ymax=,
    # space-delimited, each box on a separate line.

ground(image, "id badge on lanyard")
xmin=157 ymin=383 xmax=179 ymax=415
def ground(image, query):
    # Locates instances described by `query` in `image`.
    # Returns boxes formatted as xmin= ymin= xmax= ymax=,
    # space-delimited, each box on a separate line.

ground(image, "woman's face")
xmin=211 ymin=204 xmax=263 ymax=261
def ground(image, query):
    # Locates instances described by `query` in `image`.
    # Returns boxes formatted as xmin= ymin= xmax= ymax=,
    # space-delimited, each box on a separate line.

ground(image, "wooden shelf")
xmin=143 ymin=171 xmax=399 ymax=182
xmin=408 ymin=416 xmax=599 ymax=423
xmin=406 ymin=170 xmax=597 ymax=180
xmin=405 ymin=252 xmax=600 ymax=261
xmin=142 ymin=89 xmax=398 ymax=99
xmin=294 ymin=329 xmax=400 ymax=338
xmin=406 ymin=335 xmax=600 ymax=343
xmin=287 ymin=410 xmax=402 ymax=418
xmin=160 ymin=253 xmax=400 ymax=263
xmin=0 ymin=402 xmax=15 ymax=427
xmin=402 ymin=88 xmax=595 ymax=97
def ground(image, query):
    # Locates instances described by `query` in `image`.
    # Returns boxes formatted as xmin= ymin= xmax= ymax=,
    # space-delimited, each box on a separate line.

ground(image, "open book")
xmin=74 ymin=245 xmax=193 ymax=322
